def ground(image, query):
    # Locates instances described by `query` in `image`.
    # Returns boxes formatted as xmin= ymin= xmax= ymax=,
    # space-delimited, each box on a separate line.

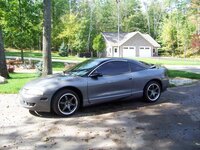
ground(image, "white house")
xmin=102 ymin=31 xmax=160 ymax=58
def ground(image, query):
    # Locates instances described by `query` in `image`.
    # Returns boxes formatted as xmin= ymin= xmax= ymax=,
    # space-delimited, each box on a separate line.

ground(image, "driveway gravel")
xmin=0 ymin=82 xmax=200 ymax=150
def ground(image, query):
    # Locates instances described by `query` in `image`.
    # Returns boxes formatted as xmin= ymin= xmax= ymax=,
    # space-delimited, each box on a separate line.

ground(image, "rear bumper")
xmin=18 ymin=92 xmax=51 ymax=112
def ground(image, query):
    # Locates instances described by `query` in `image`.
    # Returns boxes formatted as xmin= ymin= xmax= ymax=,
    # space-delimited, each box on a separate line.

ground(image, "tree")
xmin=160 ymin=16 xmax=177 ymax=56
xmin=0 ymin=27 xmax=9 ymax=78
xmin=58 ymin=42 xmax=68 ymax=57
xmin=122 ymin=13 xmax=147 ymax=33
xmin=42 ymin=0 xmax=52 ymax=76
xmin=3 ymin=0 xmax=42 ymax=53
xmin=92 ymin=34 xmax=106 ymax=57
xmin=0 ymin=0 xmax=9 ymax=78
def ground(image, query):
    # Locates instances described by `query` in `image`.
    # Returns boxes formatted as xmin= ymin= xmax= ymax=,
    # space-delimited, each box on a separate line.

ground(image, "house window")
xmin=129 ymin=47 xmax=135 ymax=49
xmin=123 ymin=46 xmax=128 ymax=49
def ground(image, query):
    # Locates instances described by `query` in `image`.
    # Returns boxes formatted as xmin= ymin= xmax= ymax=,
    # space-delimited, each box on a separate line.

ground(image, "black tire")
xmin=52 ymin=89 xmax=80 ymax=116
xmin=143 ymin=81 xmax=161 ymax=102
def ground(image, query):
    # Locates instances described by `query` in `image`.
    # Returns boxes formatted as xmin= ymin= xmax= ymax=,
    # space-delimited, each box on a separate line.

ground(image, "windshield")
xmin=65 ymin=59 xmax=101 ymax=76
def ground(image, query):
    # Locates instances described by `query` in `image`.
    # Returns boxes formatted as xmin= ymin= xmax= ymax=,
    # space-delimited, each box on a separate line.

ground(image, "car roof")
xmin=93 ymin=58 xmax=148 ymax=68
xmin=94 ymin=57 xmax=139 ymax=63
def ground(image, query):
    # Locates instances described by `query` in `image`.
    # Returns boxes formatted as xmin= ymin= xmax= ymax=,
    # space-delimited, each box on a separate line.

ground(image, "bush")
xmin=35 ymin=61 xmax=43 ymax=76
xmin=79 ymin=52 xmax=91 ymax=58
xmin=7 ymin=65 xmax=15 ymax=73
xmin=59 ymin=42 xmax=68 ymax=57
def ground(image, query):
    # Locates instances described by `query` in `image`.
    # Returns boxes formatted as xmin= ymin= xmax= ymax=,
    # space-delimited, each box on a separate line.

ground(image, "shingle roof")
xmin=102 ymin=31 xmax=160 ymax=48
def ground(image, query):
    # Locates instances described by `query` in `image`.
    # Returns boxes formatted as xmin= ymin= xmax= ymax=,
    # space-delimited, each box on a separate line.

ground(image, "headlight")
xmin=22 ymin=88 xmax=44 ymax=96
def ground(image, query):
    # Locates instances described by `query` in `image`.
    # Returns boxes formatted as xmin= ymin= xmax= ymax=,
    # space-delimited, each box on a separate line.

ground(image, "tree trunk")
xmin=42 ymin=0 xmax=52 ymax=76
xmin=18 ymin=0 xmax=24 ymax=63
xmin=0 ymin=27 xmax=9 ymax=78
xmin=20 ymin=49 xmax=24 ymax=63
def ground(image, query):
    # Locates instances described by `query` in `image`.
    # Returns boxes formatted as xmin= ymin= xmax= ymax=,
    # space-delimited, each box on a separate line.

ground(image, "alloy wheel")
xmin=147 ymin=83 xmax=161 ymax=101
xmin=58 ymin=93 xmax=78 ymax=115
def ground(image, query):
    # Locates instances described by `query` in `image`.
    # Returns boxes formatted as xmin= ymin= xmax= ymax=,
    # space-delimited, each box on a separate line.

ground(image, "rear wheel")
xmin=143 ymin=81 xmax=161 ymax=102
xmin=52 ymin=89 xmax=80 ymax=116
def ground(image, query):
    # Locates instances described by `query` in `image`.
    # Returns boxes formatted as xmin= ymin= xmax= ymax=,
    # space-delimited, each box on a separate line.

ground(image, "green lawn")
xmin=5 ymin=49 xmax=87 ymax=61
xmin=0 ymin=73 xmax=37 ymax=94
xmin=52 ymin=62 xmax=65 ymax=71
xmin=5 ymin=49 xmax=200 ymax=65
xmin=167 ymin=70 xmax=200 ymax=79
xmin=134 ymin=57 xmax=200 ymax=66
xmin=0 ymin=70 xmax=199 ymax=94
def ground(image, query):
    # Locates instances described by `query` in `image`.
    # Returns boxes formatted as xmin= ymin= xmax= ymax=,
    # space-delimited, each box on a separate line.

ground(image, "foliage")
xmin=58 ymin=42 xmax=68 ymax=57
xmin=159 ymin=0 xmax=197 ymax=57
xmin=35 ymin=61 xmax=43 ymax=76
xmin=0 ymin=0 xmax=199 ymax=57
xmin=92 ymin=34 xmax=106 ymax=53
xmin=1 ymin=0 xmax=42 ymax=50
xmin=57 ymin=14 xmax=81 ymax=52
xmin=191 ymin=34 xmax=200 ymax=53
xmin=160 ymin=15 xmax=178 ymax=56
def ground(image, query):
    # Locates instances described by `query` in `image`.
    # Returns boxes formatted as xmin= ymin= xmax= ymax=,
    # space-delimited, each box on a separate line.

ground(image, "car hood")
xmin=23 ymin=73 xmax=82 ymax=89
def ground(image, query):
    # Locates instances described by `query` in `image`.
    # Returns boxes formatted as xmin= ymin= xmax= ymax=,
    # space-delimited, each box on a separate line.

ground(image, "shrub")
xmin=59 ymin=42 xmax=68 ymax=57
xmin=35 ymin=61 xmax=43 ymax=76
xmin=7 ymin=65 xmax=15 ymax=73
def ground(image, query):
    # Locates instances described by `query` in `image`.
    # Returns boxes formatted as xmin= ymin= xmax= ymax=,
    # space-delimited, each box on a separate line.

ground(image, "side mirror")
xmin=89 ymin=72 xmax=103 ymax=78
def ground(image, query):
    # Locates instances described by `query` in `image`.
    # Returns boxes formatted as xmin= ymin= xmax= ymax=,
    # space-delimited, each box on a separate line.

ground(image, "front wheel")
xmin=143 ymin=81 xmax=161 ymax=102
xmin=52 ymin=89 xmax=80 ymax=116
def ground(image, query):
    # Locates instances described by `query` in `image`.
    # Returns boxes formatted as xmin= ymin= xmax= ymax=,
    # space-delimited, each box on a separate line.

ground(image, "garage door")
xmin=123 ymin=46 xmax=136 ymax=58
xmin=139 ymin=46 xmax=152 ymax=57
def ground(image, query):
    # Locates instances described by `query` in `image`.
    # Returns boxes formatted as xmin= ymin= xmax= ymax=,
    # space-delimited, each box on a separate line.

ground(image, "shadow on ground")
xmin=1 ymin=82 xmax=200 ymax=150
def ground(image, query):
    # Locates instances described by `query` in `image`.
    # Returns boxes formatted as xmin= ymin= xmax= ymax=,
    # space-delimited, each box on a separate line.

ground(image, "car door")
xmin=128 ymin=61 xmax=148 ymax=95
xmin=87 ymin=61 xmax=133 ymax=103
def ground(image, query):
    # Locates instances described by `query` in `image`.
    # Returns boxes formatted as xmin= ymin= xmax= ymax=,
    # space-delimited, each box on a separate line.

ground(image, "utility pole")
xmin=116 ymin=0 xmax=120 ymax=57
xmin=198 ymin=7 xmax=200 ymax=35
xmin=69 ymin=0 xmax=72 ymax=16
xmin=87 ymin=0 xmax=94 ymax=54
xmin=143 ymin=1 xmax=150 ymax=35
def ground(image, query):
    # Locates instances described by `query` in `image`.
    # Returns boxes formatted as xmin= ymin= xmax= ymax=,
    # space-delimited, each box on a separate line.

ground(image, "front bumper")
xmin=18 ymin=92 xmax=52 ymax=112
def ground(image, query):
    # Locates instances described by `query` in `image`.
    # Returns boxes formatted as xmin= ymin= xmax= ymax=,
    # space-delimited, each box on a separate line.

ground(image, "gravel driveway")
xmin=0 ymin=82 xmax=200 ymax=150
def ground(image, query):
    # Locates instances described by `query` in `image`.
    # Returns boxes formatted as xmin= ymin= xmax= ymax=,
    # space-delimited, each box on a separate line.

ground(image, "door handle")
xmin=129 ymin=77 xmax=133 ymax=80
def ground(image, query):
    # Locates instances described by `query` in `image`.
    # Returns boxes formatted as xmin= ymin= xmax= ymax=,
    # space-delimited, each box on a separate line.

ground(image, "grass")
xmin=5 ymin=49 xmax=87 ymax=61
xmin=6 ymin=48 xmax=200 ymax=66
xmin=52 ymin=62 xmax=65 ymax=71
xmin=167 ymin=70 xmax=200 ymax=79
xmin=0 ymin=73 xmax=37 ymax=94
xmin=0 ymin=70 xmax=199 ymax=94
xmin=134 ymin=57 xmax=200 ymax=66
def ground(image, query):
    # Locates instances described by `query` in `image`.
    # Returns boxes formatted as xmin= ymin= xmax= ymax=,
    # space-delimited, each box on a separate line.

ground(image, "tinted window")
xmin=96 ymin=61 xmax=130 ymax=76
xmin=129 ymin=62 xmax=145 ymax=72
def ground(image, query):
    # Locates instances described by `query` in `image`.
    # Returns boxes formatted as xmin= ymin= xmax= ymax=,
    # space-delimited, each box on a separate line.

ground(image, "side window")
xmin=129 ymin=62 xmax=145 ymax=72
xmin=96 ymin=61 xmax=130 ymax=76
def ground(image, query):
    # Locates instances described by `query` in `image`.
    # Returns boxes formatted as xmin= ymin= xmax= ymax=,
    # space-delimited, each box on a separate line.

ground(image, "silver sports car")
xmin=19 ymin=58 xmax=169 ymax=116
